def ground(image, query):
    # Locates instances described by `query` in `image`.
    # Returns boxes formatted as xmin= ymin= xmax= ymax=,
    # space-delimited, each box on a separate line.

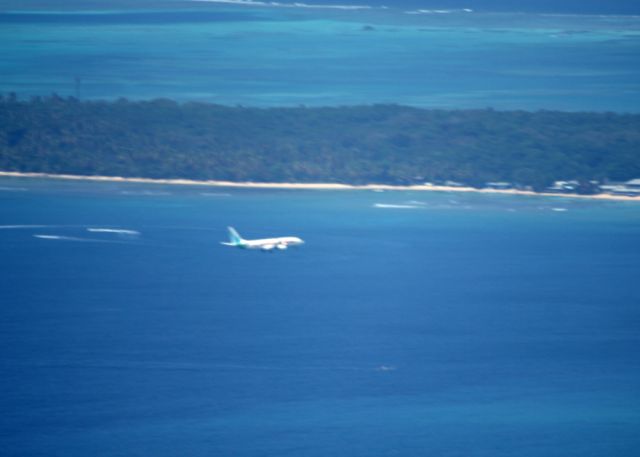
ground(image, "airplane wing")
xmin=261 ymin=244 xmax=275 ymax=251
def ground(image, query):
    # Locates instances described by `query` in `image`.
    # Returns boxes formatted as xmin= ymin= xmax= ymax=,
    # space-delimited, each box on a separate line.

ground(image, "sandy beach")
xmin=1 ymin=170 xmax=639 ymax=202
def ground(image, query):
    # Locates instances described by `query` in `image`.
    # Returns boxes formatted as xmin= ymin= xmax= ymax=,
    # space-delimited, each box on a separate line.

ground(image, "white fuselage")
xmin=222 ymin=227 xmax=304 ymax=251
xmin=240 ymin=236 xmax=304 ymax=250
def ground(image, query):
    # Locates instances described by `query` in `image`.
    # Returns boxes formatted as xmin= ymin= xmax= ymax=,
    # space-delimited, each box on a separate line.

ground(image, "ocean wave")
xmin=374 ymin=203 xmax=421 ymax=209
xmin=34 ymin=234 xmax=129 ymax=243
xmin=1 ymin=225 xmax=140 ymax=234
xmin=0 ymin=224 xmax=50 ymax=229
xmin=200 ymin=192 xmax=232 ymax=197
xmin=0 ymin=186 xmax=28 ymax=192
xmin=19 ymin=359 xmax=385 ymax=372
xmin=191 ymin=0 xmax=378 ymax=10
xmin=405 ymin=8 xmax=473 ymax=15
xmin=535 ymin=12 xmax=640 ymax=20
xmin=189 ymin=2 xmax=638 ymax=18
xmin=119 ymin=190 xmax=172 ymax=196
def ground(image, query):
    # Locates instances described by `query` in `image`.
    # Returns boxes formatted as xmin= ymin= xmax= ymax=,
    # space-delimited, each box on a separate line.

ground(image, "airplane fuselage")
xmin=238 ymin=236 xmax=304 ymax=250
xmin=222 ymin=227 xmax=304 ymax=251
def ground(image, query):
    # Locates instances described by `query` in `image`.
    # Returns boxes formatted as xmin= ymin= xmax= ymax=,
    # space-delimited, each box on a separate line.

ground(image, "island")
xmin=1 ymin=94 xmax=639 ymax=197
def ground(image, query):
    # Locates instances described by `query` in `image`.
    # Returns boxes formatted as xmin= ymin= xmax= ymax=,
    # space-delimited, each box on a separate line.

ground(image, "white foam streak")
xmin=405 ymin=8 xmax=473 ymax=15
xmin=23 ymin=360 xmax=393 ymax=373
xmin=119 ymin=190 xmax=171 ymax=196
xmin=191 ymin=0 xmax=375 ymax=10
xmin=87 ymin=228 xmax=140 ymax=235
xmin=0 ymin=224 xmax=50 ymax=229
xmin=200 ymin=192 xmax=232 ymax=197
xmin=34 ymin=234 xmax=129 ymax=243
xmin=374 ymin=203 xmax=421 ymax=209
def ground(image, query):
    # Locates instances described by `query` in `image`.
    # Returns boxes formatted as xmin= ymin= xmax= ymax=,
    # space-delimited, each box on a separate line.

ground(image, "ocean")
xmin=1 ymin=177 xmax=640 ymax=456
xmin=1 ymin=0 xmax=640 ymax=111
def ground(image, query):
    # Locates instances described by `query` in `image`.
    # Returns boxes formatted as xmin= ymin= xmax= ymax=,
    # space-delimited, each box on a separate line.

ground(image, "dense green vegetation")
xmin=1 ymin=94 xmax=639 ymax=190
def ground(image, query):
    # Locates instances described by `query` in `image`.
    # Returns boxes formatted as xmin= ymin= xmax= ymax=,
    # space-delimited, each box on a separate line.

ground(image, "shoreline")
xmin=1 ymin=171 xmax=639 ymax=202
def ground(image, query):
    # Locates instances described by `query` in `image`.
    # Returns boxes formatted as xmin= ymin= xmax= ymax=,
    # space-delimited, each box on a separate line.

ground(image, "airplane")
xmin=221 ymin=226 xmax=304 ymax=252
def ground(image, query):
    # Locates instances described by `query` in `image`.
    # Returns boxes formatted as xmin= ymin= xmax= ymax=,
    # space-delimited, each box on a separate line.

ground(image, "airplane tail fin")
xmin=227 ymin=226 xmax=244 ymax=245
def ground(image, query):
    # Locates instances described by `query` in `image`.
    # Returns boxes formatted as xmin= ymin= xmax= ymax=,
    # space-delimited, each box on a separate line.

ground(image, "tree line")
xmin=1 ymin=94 xmax=639 ymax=190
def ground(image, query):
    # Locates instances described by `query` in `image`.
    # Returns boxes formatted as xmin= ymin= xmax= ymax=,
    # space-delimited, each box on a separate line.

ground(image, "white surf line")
xmin=3 ymin=171 xmax=639 ymax=201
xmin=190 ymin=0 xmax=377 ymax=10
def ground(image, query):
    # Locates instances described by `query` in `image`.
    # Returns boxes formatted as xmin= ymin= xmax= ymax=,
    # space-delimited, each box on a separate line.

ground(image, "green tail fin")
xmin=228 ymin=226 xmax=243 ymax=245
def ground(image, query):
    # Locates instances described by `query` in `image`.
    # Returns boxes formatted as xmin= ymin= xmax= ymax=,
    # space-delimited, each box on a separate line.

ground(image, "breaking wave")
xmin=374 ymin=203 xmax=421 ymax=209
xmin=191 ymin=0 xmax=378 ymax=10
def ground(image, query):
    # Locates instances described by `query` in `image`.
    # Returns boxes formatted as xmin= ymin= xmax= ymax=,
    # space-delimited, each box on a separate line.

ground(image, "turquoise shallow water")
xmin=1 ymin=4 xmax=640 ymax=110
xmin=1 ymin=177 xmax=640 ymax=456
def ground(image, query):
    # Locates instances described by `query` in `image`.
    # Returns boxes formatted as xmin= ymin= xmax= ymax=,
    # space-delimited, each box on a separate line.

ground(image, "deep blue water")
xmin=1 ymin=177 xmax=640 ymax=456
xmin=1 ymin=0 xmax=640 ymax=111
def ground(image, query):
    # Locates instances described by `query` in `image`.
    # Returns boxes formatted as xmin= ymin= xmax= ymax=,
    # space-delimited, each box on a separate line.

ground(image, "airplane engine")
xmin=277 ymin=243 xmax=288 ymax=250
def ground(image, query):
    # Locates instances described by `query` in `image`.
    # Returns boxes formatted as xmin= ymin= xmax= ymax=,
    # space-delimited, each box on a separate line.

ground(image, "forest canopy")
xmin=1 ymin=95 xmax=639 ymax=190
